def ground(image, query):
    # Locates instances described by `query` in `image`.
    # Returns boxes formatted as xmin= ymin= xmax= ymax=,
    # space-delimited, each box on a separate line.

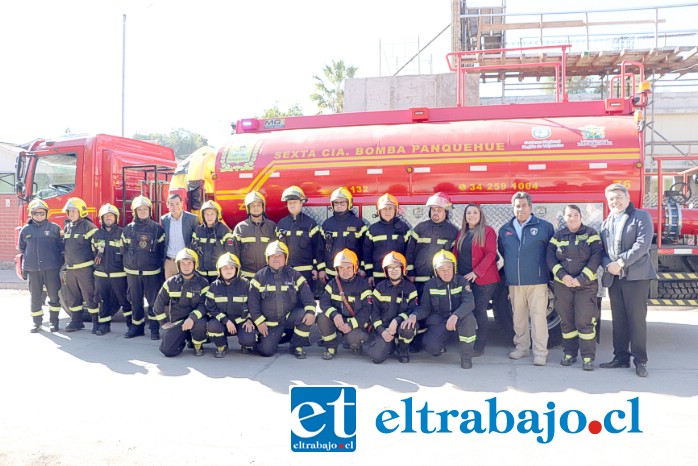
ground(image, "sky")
xmin=0 ymin=0 xmax=689 ymax=148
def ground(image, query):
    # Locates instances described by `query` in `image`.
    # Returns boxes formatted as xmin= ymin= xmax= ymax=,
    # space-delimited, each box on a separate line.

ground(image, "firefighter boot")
xmin=125 ymin=316 xmax=133 ymax=330
xmin=95 ymin=323 xmax=111 ymax=336
xmin=124 ymin=323 xmax=145 ymax=339
xmin=397 ymin=348 xmax=410 ymax=363
xmin=49 ymin=314 xmax=59 ymax=333
xmin=292 ymin=346 xmax=307 ymax=360
xmin=323 ymin=348 xmax=336 ymax=360
xmin=215 ymin=346 xmax=228 ymax=358
xmin=91 ymin=315 xmax=99 ymax=334
xmin=150 ymin=327 xmax=160 ymax=341
xmin=30 ymin=315 xmax=43 ymax=333
xmin=194 ymin=344 xmax=204 ymax=357
xmin=65 ymin=311 xmax=85 ymax=332
xmin=460 ymin=355 xmax=473 ymax=369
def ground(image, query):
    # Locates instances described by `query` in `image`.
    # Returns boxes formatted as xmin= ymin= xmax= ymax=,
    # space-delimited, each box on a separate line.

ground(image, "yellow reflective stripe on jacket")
xmin=124 ymin=267 xmax=161 ymax=276
xmin=84 ymin=228 xmax=98 ymax=240
xmin=459 ymin=335 xmax=477 ymax=343
xmin=94 ymin=271 xmax=127 ymax=278
xmin=67 ymin=260 xmax=95 ymax=270
xmin=552 ymin=264 xmax=563 ymax=276
xmin=293 ymin=265 xmax=314 ymax=272
xmin=586 ymin=234 xmax=601 ymax=244
xmin=373 ymin=319 xmax=383 ymax=328
xmin=549 ymin=237 xmax=568 ymax=247
xmin=582 ymin=267 xmax=597 ymax=280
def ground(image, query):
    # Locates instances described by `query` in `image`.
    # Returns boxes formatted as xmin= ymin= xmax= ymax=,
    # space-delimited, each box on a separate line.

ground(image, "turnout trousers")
xmin=65 ymin=267 xmax=98 ymax=323
xmin=255 ymin=307 xmax=313 ymax=357
xmin=206 ymin=318 xmax=257 ymax=349
xmin=160 ymin=319 xmax=208 ymax=357
xmin=553 ymin=281 xmax=599 ymax=361
xmin=27 ymin=269 xmax=62 ymax=326
xmin=421 ymin=312 xmax=477 ymax=359
xmin=126 ymin=272 xmax=163 ymax=331
xmin=316 ymin=313 xmax=368 ymax=351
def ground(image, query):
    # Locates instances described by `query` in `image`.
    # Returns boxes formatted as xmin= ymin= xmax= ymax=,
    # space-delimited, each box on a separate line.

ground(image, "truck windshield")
xmin=32 ymin=153 xmax=77 ymax=200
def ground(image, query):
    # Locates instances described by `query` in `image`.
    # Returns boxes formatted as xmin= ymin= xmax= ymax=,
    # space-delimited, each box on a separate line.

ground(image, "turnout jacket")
xmin=319 ymin=275 xmax=372 ymax=330
xmin=152 ymin=273 xmax=210 ymax=324
xmin=232 ymin=216 xmax=277 ymax=278
xmin=362 ymin=217 xmax=411 ymax=278
xmin=276 ymin=212 xmax=319 ymax=274
xmin=64 ymin=218 xmax=98 ymax=269
xmin=18 ymin=219 xmax=64 ymax=271
xmin=205 ymin=276 xmax=251 ymax=326
xmin=121 ymin=218 xmax=166 ymax=273
xmin=406 ymin=219 xmax=459 ymax=280
xmin=370 ymin=278 xmax=419 ymax=334
xmin=92 ymin=224 xmax=126 ymax=277
xmin=248 ymin=265 xmax=316 ymax=326
xmin=498 ymin=215 xmax=555 ymax=286
xmin=546 ymin=224 xmax=603 ymax=286
xmin=191 ymin=222 xmax=234 ymax=277
xmin=413 ymin=275 xmax=475 ymax=321
xmin=317 ymin=211 xmax=367 ymax=274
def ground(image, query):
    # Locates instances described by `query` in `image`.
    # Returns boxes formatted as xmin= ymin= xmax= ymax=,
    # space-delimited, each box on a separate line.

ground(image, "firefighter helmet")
xmin=98 ymin=203 xmax=120 ymax=222
xmin=432 ymin=250 xmax=457 ymax=273
xmin=281 ymin=185 xmax=308 ymax=203
xmin=62 ymin=197 xmax=89 ymax=218
xmin=175 ymin=248 xmax=199 ymax=272
xmin=28 ymin=199 xmax=49 ymax=214
xmin=381 ymin=251 xmax=407 ymax=276
xmin=200 ymin=200 xmax=223 ymax=223
xmin=244 ymin=191 xmax=266 ymax=213
xmin=216 ymin=252 xmax=241 ymax=276
xmin=131 ymin=195 xmax=152 ymax=213
xmin=426 ymin=192 xmax=452 ymax=211
xmin=333 ymin=248 xmax=359 ymax=274
xmin=264 ymin=240 xmax=289 ymax=261
xmin=377 ymin=193 xmax=398 ymax=211
xmin=330 ymin=187 xmax=353 ymax=210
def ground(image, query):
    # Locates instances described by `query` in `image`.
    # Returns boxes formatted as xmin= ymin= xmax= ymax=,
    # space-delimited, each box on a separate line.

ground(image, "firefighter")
xmin=402 ymin=251 xmax=477 ymax=369
xmin=366 ymin=252 xmax=419 ymax=364
xmin=546 ymin=204 xmax=603 ymax=371
xmin=121 ymin=195 xmax=166 ymax=340
xmin=190 ymin=200 xmax=234 ymax=282
xmin=18 ymin=199 xmax=64 ymax=333
xmin=317 ymin=187 xmax=367 ymax=282
xmin=406 ymin=192 xmax=459 ymax=296
xmin=248 ymin=241 xmax=317 ymax=359
xmin=276 ymin=186 xmax=319 ymax=287
xmin=317 ymin=249 xmax=372 ymax=360
xmin=205 ymin=252 xmax=256 ymax=358
xmin=151 ymin=248 xmax=210 ymax=357
xmin=363 ymin=193 xmax=411 ymax=287
xmin=92 ymin=203 xmax=132 ymax=336
xmin=62 ymin=197 xmax=100 ymax=332
xmin=232 ymin=191 xmax=277 ymax=279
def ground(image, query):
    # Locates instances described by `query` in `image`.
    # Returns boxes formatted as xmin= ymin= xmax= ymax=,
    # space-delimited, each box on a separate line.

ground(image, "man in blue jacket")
xmin=498 ymin=192 xmax=554 ymax=366
xmin=161 ymin=193 xmax=199 ymax=280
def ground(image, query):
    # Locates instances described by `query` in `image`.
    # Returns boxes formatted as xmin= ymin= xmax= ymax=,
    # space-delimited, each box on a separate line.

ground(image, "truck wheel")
xmin=658 ymin=280 xmax=698 ymax=300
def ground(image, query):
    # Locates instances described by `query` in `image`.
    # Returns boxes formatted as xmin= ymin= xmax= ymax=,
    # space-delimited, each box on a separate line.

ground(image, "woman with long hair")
xmin=455 ymin=204 xmax=501 ymax=356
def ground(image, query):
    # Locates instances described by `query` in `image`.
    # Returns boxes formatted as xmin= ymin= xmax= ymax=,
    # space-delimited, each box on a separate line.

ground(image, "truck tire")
xmin=657 ymin=279 xmax=698 ymax=300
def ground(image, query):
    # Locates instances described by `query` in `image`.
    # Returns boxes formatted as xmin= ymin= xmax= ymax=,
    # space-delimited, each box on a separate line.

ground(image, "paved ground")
xmin=1 ymin=289 xmax=697 ymax=465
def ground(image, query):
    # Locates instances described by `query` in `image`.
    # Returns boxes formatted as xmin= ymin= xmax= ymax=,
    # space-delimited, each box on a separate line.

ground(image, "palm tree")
xmin=310 ymin=60 xmax=358 ymax=114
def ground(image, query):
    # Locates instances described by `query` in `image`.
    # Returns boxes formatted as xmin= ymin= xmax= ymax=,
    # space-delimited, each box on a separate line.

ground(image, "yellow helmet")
xmin=281 ymin=185 xmax=308 ymax=202
xmin=244 ymin=191 xmax=266 ymax=214
xmin=216 ymin=252 xmax=241 ymax=276
xmin=382 ymin=251 xmax=407 ymax=276
xmin=131 ymin=195 xmax=152 ymax=213
xmin=28 ymin=199 xmax=49 ymax=215
xmin=264 ymin=240 xmax=289 ymax=262
xmin=200 ymin=200 xmax=223 ymax=223
xmin=377 ymin=193 xmax=398 ymax=211
xmin=330 ymin=187 xmax=353 ymax=210
xmin=98 ymin=203 xmax=120 ymax=222
xmin=62 ymin=197 xmax=89 ymax=218
xmin=175 ymin=248 xmax=199 ymax=272
xmin=432 ymin=250 xmax=457 ymax=273
xmin=333 ymin=248 xmax=359 ymax=274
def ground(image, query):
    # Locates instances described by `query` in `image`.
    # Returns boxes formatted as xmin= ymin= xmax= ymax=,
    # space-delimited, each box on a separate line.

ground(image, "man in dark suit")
xmin=599 ymin=183 xmax=656 ymax=377
xmin=161 ymin=193 xmax=200 ymax=279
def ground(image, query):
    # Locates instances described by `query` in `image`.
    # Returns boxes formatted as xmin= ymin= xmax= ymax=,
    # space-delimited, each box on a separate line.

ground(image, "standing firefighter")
xmin=363 ymin=193 xmax=411 ymax=287
xmin=276 ymin=186 xmax=320 ymax=287
xmin=62 ymin=197 xmax=99 ymax=333
xmin=367 ymin=252 xmax=419 ymax=364
xmin=92 ymin=203 xmax=132 ymax=336
xmin=152 ymin=248 xmax=210 ymax=357
xmin=18 ymin=199 xmax=64 ymax=333
xmin=190 ymin=200 xmax=234 ymax=282
xmin=317 ymin=187 xmax=367 ymax=282
xmin=232 ymin=191 xmax=277 ymax=279
xmin=121 ymin=195 xmax=166 ymax=340
xmin=402 ymin=251 xmax=477 ymax=369
xmin=317 ymin=249 xmax=372 ymax=360
xmin=248 ymin=241 xmax=317 ymax=359
xmin=205 ymin=252 xmax=256 ymax=358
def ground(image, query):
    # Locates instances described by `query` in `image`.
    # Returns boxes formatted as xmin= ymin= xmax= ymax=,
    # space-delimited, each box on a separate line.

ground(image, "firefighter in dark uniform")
xmin=92 ymin=203 xmax=132 ymax=336
xmin=232 ymin=191 xmax=277 ymax=279
xmin=151 ymin=248 xmax=210 ymax=357
xmin=62 ymin=197 xmax=99 ymax=333
xmin=317 ymin=187 xmax=367 ymax=282
xmin=363 ymin=193 xmax=411 ymax=287
xmin=366 ymin=252 xmax=419 ymax=364
xmin=276 ymin=186 xmax=319 ymax=288
xmin=547 ymin=204 xmax=603 ymax=371
xmin=406 ymin=192 xmax=459 ymax=296
xmin=402 ymin=251 xmax=477 ymax=369
xmin=248 ymin=241 xmax=317 ymax=359
xmin=190 ymin=200 xmax=234 ymax=282
xmin=121 ymin=195 xmax=166 ymax=340
xmin=18 ymin=199 xmax=64 ymax=333
xmin=205 ymin=252 xmax=256 ymax=358
xmin=317 ymin=249 xmax=372 ymax=360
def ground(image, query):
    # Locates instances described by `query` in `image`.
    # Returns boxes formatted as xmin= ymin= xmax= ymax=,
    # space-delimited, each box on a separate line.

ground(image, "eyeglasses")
xmin=333 ymin=201 xmax=348 ymax=206
xmin=31 ymin=211 xmax=47 ymax=216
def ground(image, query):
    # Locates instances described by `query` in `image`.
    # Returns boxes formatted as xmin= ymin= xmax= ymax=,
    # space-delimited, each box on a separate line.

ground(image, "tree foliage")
xmin=133 ymin=128 xmax=208 ymax=159
xmin=260 ymin=102 xmax=303 ymax=118
xmin=310 ymin=59 xmax=358 ymax=114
